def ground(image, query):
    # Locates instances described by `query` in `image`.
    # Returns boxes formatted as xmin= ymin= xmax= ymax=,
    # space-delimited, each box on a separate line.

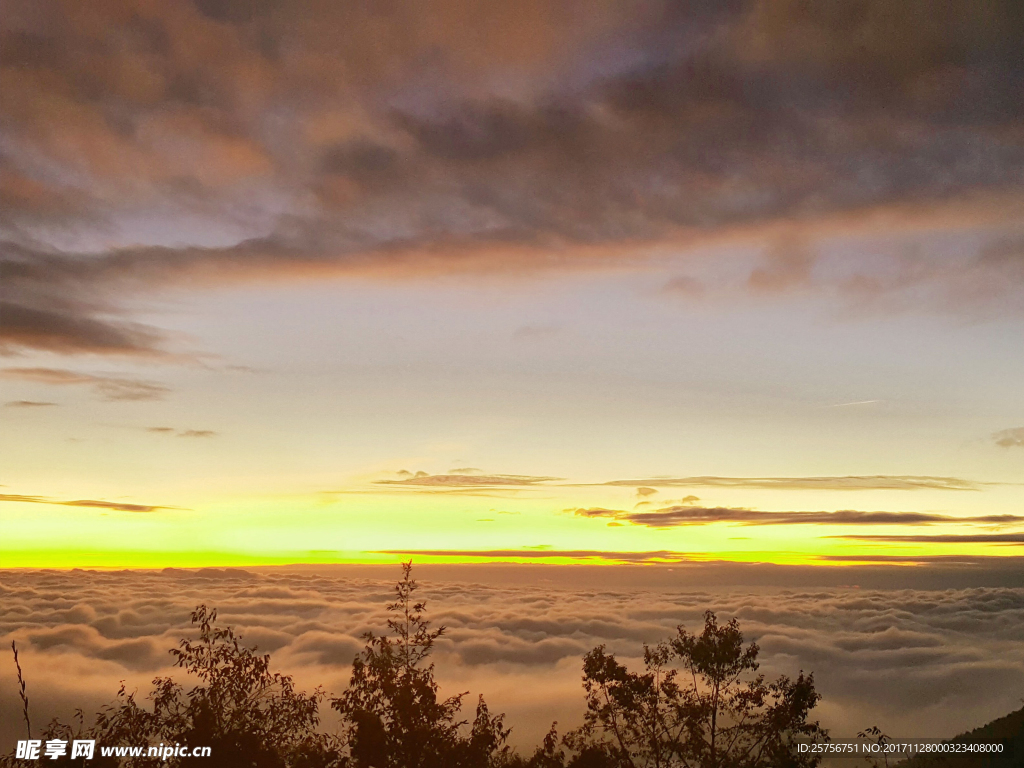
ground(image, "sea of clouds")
xmin=2 ymin=566 xmax=1023 ymax=752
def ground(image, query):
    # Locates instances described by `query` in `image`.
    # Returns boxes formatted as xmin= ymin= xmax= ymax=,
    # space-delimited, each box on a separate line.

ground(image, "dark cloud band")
xmin=377 ymin=549 xmax=689 ymax=562
xmin=0 ymin=493 xmax=176 ymax=513
xmin=575 ymin=506 xmax=1024 ymax=528
xmin=832 ymin=533 xmax=1024 ymax=544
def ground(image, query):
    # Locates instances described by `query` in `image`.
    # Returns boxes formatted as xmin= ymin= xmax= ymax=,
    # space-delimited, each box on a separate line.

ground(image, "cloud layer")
xmin=2 ymin=567 xmax=1023 ymax=753
xmin=3 ymin=0 xmax=1024 ymax=355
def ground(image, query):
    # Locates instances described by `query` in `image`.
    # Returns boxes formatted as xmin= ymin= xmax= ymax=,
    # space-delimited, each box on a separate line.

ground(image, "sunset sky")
xmin=3 ymin=0 xmax=1024 ymax=569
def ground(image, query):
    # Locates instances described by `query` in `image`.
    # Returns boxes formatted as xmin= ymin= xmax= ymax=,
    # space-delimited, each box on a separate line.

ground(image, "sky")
xmin=2 ymin=0 xmax=1024 ymax=569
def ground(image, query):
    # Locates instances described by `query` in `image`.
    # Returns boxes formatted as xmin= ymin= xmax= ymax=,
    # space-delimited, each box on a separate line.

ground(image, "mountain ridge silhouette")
xmin=896 ymin=705 xmax=1024 ymax=767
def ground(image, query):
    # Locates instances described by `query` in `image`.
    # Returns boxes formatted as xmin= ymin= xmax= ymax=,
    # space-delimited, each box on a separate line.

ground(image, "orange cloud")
xmin=0 ymin=493 xmax=177 ymax=513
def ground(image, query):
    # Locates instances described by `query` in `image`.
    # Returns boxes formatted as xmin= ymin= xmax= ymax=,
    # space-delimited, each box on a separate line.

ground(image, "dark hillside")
xmin=897 ymin=706 xmax=1024 ymax=768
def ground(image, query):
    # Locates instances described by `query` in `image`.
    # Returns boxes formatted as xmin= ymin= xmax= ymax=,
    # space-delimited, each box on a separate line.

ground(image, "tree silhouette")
xmin=140 ymin=604 xmax=338 ymax=767
xmin=331 ymin=561 xmax=512 ymax=768
xmin=566 ymin=611 xmax=825 ymax=768
xmin=5 ymin=606 xmax=341 ymax=768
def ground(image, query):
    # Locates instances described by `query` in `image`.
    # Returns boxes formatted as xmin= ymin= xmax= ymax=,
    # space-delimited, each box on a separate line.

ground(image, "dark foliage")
xmin=561 ymin=611 xmax=826 ymax=768
xmin=2 ymin=606 xmax=339 ymax=768
xmin=330 ymin=561 xmax=513 ymax=768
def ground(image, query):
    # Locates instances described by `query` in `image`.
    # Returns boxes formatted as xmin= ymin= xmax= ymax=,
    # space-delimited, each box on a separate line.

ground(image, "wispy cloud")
xmin=146 ymin=427 xmax=217 ymax=438
xmin=0 ymin=301 xmax=168 ymax=357
xmin=377 ymin=472 xmax=560 ymax=487
xmin=4 ymin=400 xmax=57 ymax=408
xmin=601 ymin=476 xmax=982 ymax=491
xmin=0 ymin=493 xmax=177 ymax=513
xmin=576 ymin=507 xmax=1024 ymax=528
xmin=1 ymin=367 xmax=169 ymax=401
xmin=992 ymin=428 xmax=1024 ymax=448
